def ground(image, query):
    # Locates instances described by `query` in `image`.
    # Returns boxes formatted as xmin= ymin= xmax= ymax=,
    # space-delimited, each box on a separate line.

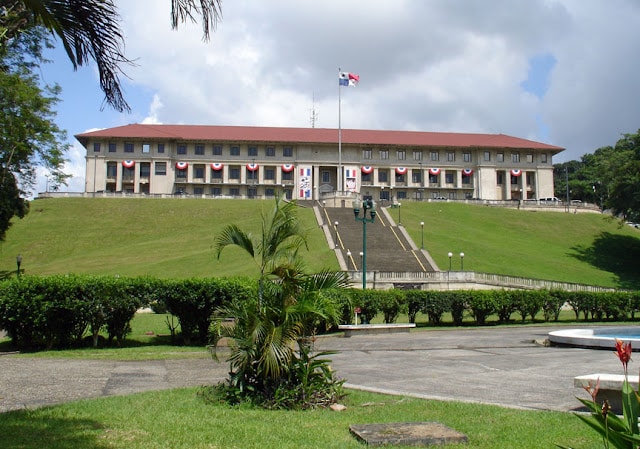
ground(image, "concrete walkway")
xmin=0 ymin=325 xmax=624 ymax=413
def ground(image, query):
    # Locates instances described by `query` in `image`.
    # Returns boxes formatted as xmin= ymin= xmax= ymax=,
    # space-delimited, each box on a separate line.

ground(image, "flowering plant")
xmin=558 ymin=339 xmax=640 ymax=449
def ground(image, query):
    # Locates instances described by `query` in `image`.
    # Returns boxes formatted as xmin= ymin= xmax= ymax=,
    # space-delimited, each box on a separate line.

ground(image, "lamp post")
xmin=16 ymin=254 xmax=22 ymax=278
xmin=420 ymin=221 xmax=424 ymax=250
xmin=448 ymin=252 xmax=452 ymax=271
xmin=353 ymin=199 xmax=376 ymax=289
xmin=398 ymin=202 xmax=402 ymax=226
xmin=460 ymin=252 xmax=465 ymax=271
xmin=346 ymin=250 xmax=352 ymax=269
xmin=447 ymin=251 xmax=452 ymax=290
xmin=334 ymin=221 xmax=339 ymax=248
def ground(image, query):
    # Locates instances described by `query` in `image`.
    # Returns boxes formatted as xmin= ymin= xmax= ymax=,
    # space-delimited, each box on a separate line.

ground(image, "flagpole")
xmin=338 ymin=67 xmax=342 ymax=194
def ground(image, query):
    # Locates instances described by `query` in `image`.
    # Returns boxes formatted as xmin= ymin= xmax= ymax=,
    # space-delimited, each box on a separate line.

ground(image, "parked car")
xmin=539 ymin=197 xmax=561 ymax=203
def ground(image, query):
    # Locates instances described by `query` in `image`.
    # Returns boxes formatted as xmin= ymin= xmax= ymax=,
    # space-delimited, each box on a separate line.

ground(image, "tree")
xmin=211 ymin=197 xmax=350 ymax=408
xmin=0 ymin=25 xmax=69 ymax=240
xmin=0 ymin=0 xmax=222 ymax=112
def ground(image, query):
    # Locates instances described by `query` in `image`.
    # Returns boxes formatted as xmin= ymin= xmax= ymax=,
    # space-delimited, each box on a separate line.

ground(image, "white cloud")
xmin=47 ymin=0 xmax=640 ymax=193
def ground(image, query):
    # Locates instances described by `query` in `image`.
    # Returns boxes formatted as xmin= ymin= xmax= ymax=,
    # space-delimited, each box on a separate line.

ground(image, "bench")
xmin=574 ymin=374 xmax=639 ymax=414
xmin=338 ymin=323 xmax=416 ymax=337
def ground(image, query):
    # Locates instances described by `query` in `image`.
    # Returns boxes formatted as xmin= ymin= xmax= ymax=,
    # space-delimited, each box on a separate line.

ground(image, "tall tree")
xmin=0 ymin=25 xmax=68 ymax=240
xmin=0 ymin=0 xmax=222 ymax=112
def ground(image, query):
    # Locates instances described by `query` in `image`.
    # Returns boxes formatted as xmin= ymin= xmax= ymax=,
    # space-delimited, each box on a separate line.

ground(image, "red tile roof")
xmin=76 ymin=124 xmax=564 ymax=152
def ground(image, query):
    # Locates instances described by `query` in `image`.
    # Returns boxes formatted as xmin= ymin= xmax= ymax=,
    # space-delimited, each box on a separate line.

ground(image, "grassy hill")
xmin=1 ymin=198 xmax=639 ymax=289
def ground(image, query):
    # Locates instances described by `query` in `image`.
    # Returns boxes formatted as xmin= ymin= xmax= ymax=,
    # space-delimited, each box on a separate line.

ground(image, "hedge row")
xmin=0 ymin=276 xmax=253 ymax=350
xmin=338 ymin=289 xmax=640 ymax=326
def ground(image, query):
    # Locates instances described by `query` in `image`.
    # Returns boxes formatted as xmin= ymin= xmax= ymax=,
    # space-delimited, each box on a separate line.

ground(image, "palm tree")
xmin=212 ymin=197 xmax=350 ymax=405
xmin=1 ymin=0 xmax=222 ymax=112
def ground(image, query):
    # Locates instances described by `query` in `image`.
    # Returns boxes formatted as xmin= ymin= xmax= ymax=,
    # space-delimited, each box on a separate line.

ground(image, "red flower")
xmin=615 ymin=339 xmax=632 ymax=374
xmin=582 ymin=378 xmax=600 ymax=403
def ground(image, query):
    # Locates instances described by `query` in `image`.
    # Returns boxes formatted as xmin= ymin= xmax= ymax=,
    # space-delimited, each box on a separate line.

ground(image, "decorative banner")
xmin=429 ymin=168 xmax=441 ymax=175
xmin=122 ymin=160 xmax=135 ymax=168
xmin=211 ymin=163 xmax=223 ymax=170
xmin=361 ymin=166 xmax=374 ymax=174
xmin=511 ymin=169 xmax=522 ymax=177
xmin=246 ymin=163 xmax=259 ymax=171
xmin=345 ymin=167 xmax=358 ymax=192
xmin=298 ymin=166 xmax=312 ymax=199
xmin=281 ymin=164 xmax=294 ymax=172
xmin=462 ymin=168 xmax=474 ymax=176
xmin=175 ymin=162 xmax=188 ymax=170
xmin=395 ymin=167 xmax=407 ymax=175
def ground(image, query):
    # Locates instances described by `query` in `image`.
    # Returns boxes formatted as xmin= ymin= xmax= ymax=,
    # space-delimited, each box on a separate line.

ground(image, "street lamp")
xmin=16 ymin=254 xmax=22 ymax=278
xmin=334 ymin=221 xmax=339 ymax=248
xmin=353 ymin=199 xmax=376 ymax=289
xmin=420 ymin=221 xmax=424 ymax=250
xmin=447 ymin=251 xmax=452 ymax=290
xmin=346 ymin=250 xmax=352 ymax=269
xmin=398 ymin=202 xmax=402 ymax=226
xmin=460 ymin=252 xmax=465 ymax=271
xmin=448 ymin=252 xmax=452 ymax=271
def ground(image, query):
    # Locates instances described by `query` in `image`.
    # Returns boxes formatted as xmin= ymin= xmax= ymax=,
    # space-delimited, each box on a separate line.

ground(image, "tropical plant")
xmin=211 ymin=196 xmax=350 ymax=408
xmin=559 ymin=339 xmax=640 ymax=449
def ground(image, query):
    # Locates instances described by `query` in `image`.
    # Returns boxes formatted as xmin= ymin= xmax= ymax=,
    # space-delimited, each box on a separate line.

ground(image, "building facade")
xmin=76 ymin=124 xmax=564 ymax=202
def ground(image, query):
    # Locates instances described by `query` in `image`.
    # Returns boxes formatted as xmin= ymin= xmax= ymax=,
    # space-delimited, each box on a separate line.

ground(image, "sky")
xmin=35 ymin=0 xmax=640 ymax=195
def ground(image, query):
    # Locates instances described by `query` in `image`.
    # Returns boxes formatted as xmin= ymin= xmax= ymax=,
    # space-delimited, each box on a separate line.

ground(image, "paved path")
xmin=0 ymin=325 xmax=624 ymax=413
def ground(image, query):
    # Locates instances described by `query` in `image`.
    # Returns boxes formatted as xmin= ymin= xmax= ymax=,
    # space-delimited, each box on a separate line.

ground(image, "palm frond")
xmin=170 ymin=0 xmax=222 ymax=41
xmin=215 ymin=224 xmax=255 ymax=260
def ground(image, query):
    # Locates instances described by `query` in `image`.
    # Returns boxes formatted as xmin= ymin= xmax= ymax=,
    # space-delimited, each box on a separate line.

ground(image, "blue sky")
xmin=34 ymin=0 xmax=640 ymax=195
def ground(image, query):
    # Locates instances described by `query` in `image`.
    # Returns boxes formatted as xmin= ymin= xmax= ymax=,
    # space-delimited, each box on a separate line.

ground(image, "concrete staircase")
xmin=319 ymin=206 xmax=437 ymax=273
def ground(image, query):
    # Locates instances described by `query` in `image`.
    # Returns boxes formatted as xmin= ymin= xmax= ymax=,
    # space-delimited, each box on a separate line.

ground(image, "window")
xmin=194 ymin=187 xmax=204 ymax=195
xmin=93 ymin=143 xmax=101 ymax=153
xmin=265 ymin=188 xmax=275 ymax=197
xmin=511 ymin=175 xmax=520 ymax=185
xmin=463 ymin=152 xmax=472 ymax=162
xmin=229 ymin=167 xmax=240 ymax=179
xmin=397 ymin=191 xmax=407 ymax=200
xmin=229 ymin=187 xmax=240 ymax=196
xmin=265 ymin=168 xmax=275 ymax=180
xmin=265 ymin=146 xmax=276 ymax=157
xmin=541 ymin=153 xmax=548 ymax=163
xmin=246 ymin=167 xmax=258 ymax=182
xmin=195 ymin=144 xmax=205 ymax=155
xmin=155 ymin=162 xmax=166 ymax=175
xmin=412 ymin=170 xmax=422 ymax=184
xmin=176 ymin=169 xmax=187 ymax=179
xmin=484 ymin=151 xmax=491 ymax=161
xmin=106 ymin=162 xmax=117 ymax=177
xmin=283 ymin=146 xmax=293 ymax=157
xmin=194 ymin=165 xmax=205 ymax=179
xmin=211 ymin=169 xmax=222 ymax=180
xmin=177 ymin=144 xmax=187 ymax=155
xmin=157 ymin=143 xmax=165 ymax=154
xmin=124 ymin=143 xmax=134 ymax=153
xmin=378 ymin=171 xmax=388 ymax=183
xmin=282 ymin=171 xmax=293 ymax=181
xmin=462 ymin=175 xmax=471 ymax=185
xmin=362 ymin=149 xmax=372 ymax=159
xmin=230 ymin=145 xmax=240 ymax=156
xmin=445 ymin=173 xmax=454 ymax=184
xmin=397 ymin=150 xmax=406 ymax=161
xmin=413 ymin=150 xmax=422 ymax=161
xmin=322 ymin=171 xmax=330 ymax=183
xmin=395 ymin=173 xmax=406 ymax=183
xmin=512 ymin=152 xmax=520 ymax=163
xmin=526 ymin=153 xmax=534 ymax=163
xmin=447 ymin=152 xmax=455 ymax=162
xmin=379 ymin=149 xmax=389 ymax=160
xmin=108 ymin=142 xmax=117 ymax=153
xmin=497 ymin=152 xmax=504 ymax=162
xmin=429 ymin=173 xmax=438 ymax=184
xmin=496 ymin=172 xmax=504 ymax=184
xmin=526 ymin=173 xmax=533 ymax=186
xmin=139 ymin=163 xmax=150 ymax=177
xmin=248 ymin=146 xmax=258 ymax=157
xmin=213 ymin=145 xmax=222 ymax=156
xmin=211 ymin=187 xmax=222 ymax=196
xmin=142 ymin=143 xmax=150 ymax=153
xmin=380 ymin=190 xmax=390 ymax=201
xmin=431 ymin=151 xmax=439 ymax=161
xmin=362 ymin=172 xmax=372 ymax=182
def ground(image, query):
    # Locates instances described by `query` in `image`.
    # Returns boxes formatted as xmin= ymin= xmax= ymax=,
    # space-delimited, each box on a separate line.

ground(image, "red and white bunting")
xmin=281 ymin=164 xmax=294 ymax=172
xmin=429 ymin=168 xmax=441 ymax=175
xmin=511 ymin=169 xmax=522 ymax=177
xmin=175 ymin=162 xmax=188 ymax=170
xmin=122 ymin=160 xmax=135 ymax=168
xmin=246 ymin=163 xmax=259 ymax=171
xmin=395 ymin=167 xmax=407 ymax=175
xmin=361 ymin=166 xmax=374 ymax=174
xmin=211 ymin=163 xmax=223 ymax=171
xmin=462 ymin=168 xmax=474 ymax=176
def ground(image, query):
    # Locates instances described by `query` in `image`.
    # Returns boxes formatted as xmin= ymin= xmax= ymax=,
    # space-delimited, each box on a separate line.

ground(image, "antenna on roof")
xmin=310 ymin=93 xmax=319 ymax=128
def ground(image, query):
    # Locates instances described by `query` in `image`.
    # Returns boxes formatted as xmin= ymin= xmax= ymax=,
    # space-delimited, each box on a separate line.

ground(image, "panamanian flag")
xmin=339 ymin=71 xmax=359 ymax=87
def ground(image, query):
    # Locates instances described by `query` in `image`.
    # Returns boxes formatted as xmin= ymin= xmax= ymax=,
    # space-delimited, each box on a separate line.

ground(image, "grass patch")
xmin=0 ymin=388 xmax=602 ymax=449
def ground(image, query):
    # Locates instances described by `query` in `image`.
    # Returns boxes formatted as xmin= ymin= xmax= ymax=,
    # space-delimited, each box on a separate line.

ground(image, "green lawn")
xmin=1 ymin=198 xmax=639 ymax=288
